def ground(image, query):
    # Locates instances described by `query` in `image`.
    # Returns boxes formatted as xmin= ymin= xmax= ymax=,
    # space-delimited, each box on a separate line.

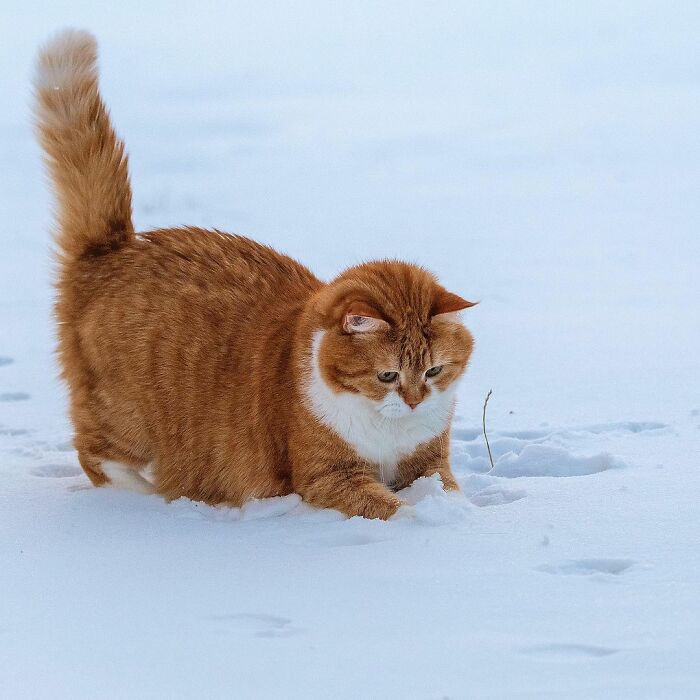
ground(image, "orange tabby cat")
xmin=33 ymin=30 xmax=476 ymax=520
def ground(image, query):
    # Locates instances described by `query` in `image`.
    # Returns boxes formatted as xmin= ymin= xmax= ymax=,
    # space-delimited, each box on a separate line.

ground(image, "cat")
xmin=33 ymin=29 xmax=476 ymax=520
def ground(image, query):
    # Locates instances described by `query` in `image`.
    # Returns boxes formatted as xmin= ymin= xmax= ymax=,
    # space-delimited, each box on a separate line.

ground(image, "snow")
xmin=1 ymin=2 xmax=700 ymax=698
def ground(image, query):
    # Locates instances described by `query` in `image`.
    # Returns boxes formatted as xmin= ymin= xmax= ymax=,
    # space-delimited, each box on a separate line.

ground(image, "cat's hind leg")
xmin=77 ymin=449 xmax=155 ymax=493
xmin=101 ymin=460 xmax=155 ymax=494
xmin=70 ymin=383 xmax=155 ymax=491
xmin=75 ymin=424 xmax=154 ymax=493
xmin=77 ymin=451 xmax=108 ymax=486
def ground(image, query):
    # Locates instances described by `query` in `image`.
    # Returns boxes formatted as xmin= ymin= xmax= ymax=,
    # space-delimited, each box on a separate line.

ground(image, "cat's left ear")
xmin=343 ymin=302 xmax=390 ymax=333
xmin=431 ymin=291 xmax=478 ymax=320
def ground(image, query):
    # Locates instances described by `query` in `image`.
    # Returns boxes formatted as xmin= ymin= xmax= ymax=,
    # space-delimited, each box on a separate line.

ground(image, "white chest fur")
xmin=303 ymin=331 xmax=456 ymax=485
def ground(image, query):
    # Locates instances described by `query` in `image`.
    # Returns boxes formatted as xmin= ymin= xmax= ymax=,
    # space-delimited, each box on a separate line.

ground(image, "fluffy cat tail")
xmin=33 ymin=29 xmax=134 ymax=261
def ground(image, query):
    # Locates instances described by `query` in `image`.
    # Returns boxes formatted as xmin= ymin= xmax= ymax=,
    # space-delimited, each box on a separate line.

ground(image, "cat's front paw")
xmin=354 ymin=493 xmax=401 ymax=521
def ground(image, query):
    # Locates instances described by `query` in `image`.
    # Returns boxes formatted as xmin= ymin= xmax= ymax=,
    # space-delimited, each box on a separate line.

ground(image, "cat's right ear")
xmin=343 ymin=302 xmax=390 ymax=334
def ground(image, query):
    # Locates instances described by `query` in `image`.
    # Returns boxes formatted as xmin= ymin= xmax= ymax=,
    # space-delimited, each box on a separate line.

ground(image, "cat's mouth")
xmin=374 ymin=388 xmax=437 ymax=420
xmin=376 ymin=401 xmax=420 ymax=420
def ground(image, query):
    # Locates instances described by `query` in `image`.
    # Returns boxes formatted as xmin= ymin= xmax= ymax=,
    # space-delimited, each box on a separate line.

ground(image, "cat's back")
xmin=139 ymin=227 xmax=319 ymax=304
xmin=73 ymin=226 xmax=321 ymax=318
xmin=71 ymin=226 xmax=321 ymax=380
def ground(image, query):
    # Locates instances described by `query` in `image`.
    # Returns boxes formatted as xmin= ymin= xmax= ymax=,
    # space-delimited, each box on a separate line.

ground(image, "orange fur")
xmin=33 ymin=30 xmax=476 ymax=519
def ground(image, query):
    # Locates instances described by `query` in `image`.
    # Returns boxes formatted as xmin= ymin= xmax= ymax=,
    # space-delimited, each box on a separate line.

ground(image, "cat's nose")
xmin=406 ymin=400 xmax=421 ymax=410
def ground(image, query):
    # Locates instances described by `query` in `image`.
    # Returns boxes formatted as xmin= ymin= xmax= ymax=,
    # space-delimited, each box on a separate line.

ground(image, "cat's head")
xmin=310 ymin=261 xmax=475 ymax=420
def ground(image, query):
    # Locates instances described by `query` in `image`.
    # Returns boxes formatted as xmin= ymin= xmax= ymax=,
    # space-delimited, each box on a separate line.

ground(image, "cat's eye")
xmin=425 ymin=366 xmax=443 ymax=378
xmin=377 ymin=371 xmax=399 ymax=383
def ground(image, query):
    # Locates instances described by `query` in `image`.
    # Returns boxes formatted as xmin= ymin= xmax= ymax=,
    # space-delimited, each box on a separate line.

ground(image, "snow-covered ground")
xmin=1 ymin=2 xmax=699 ymax=698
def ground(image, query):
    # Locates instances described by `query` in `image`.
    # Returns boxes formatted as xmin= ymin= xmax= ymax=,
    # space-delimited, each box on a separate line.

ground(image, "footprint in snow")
xmin=537 ymin=558 xmax=637 ymax=577
xmin=0 ymin=392 xmax=30 ymax=402
xmin=312 ymin=531 xmax=386 ymax=547
xmin=52 ymin=441 xmax=76 ymax=453
xmin=521 ymin=643 xmax=618 ymax=660
xmin=454 ymin=420 xmax=665 ymax=446
xmin=31 ymin=463 xmax=83 ymax=478
xmin=0 ymin=357 xmax=13 ymax=367
xmin=208 ymin=613 xmax=301 ymax=638
xmin=0 ymin=426 xmax=29 ymax=436
xmin=577 ymin=421 xmax=666 ymax=435
xmin=470 ymin=487 xmax=526 ymax=507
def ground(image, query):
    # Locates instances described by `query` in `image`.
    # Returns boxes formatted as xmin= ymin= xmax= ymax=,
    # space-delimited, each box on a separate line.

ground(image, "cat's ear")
xmin=343 ymin=302 xmax=390 ymax=333
xmin=431 ymin=291 xmax=477 ymax=320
